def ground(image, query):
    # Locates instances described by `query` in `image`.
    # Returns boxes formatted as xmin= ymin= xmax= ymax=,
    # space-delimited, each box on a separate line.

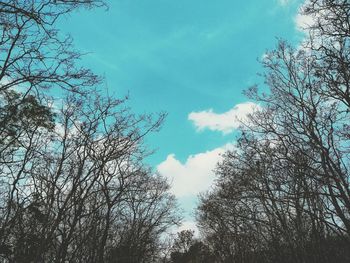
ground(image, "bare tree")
xmin=0 ymin=2 xmax=181 ymax=263
xmin=197 ymin=1 xmax=350 ymax=262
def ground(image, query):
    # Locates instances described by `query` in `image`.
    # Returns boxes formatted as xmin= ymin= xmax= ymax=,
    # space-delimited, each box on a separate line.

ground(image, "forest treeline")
xmin=0 ymin=0 xmax=349 ymax=263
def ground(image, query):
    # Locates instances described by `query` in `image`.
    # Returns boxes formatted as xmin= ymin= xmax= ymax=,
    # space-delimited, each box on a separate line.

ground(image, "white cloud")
xmin=178 ymin=221 xmax=199 ymax=236
xmin=167 ymin=221 xmax=199 ymax=239
xmin=295 ymin=12 xmax=315 ymax=31
xmin=157 ymin=144 xmax=233 ymax=198
xmin=188 ymin=102 xmax=259 ymax=134
xmin=294 ymin=1 xmax=321 ymax=32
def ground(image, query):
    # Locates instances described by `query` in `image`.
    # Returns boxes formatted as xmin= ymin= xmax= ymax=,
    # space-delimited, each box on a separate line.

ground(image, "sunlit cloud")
xmin=178 ymin=221 xmax=199 ymax=236
xmin=295 ymin=12 xmax=315 ymax=31
xmin=188 ymin=102 xmax=259 ymax=134
xmin=294 ymin=1 xmax=320 ymax=32
xmin=157 ymin=144 xmax=234 ymax=198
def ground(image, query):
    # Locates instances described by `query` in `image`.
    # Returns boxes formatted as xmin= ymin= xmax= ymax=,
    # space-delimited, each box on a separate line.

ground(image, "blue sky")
xmin=60 ymin=0 xmax=304 ymax=231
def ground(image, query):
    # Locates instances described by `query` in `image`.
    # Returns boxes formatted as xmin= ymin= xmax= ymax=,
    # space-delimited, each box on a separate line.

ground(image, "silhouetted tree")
xmin=169 ymin=230 xmax=215 ymax=263
xmin=0 ymin=2 xmax=180 ymax=263
xmin=197 ymin=0 xmax=350 ymax=262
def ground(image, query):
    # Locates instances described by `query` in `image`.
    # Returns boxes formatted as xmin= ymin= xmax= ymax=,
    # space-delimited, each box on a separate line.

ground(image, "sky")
xmin=60 ymin=0 xmax=306 ymax=232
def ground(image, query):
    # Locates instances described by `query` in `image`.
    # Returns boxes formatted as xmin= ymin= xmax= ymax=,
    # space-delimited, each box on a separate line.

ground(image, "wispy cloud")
xmin=188 ymin=102 xmax=259 ymax=134
xmin=277 ymin=0 xmax=291 ymax=6
xmin=157 ymin=144 xmax=233 ymax=198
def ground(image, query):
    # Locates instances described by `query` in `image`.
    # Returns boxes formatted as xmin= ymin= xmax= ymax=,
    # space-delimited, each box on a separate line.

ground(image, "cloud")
xmin=295 ymin=12 xmax=316 ymax=31
xmin=168 ymin=220 xmax=199 ymax=238
xmin=157 ymin=144 xmax=233 ymax=198
xmin=178 ymin=221 xmax=199 ymax=236
xmin=188 ymin=102 xmax=259 ymax=134
xmin=294 ymin=1 xmax=320 ymax=32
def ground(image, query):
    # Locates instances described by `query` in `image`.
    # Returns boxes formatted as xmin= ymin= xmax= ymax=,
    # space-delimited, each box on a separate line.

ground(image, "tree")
xmin=197 ymin=1 xmax=350 ymax=262
xmin=0 ymin=2 xmax=180 ymax=263
xmin=169 ymin=230 xmax=214 ymax=263
xmin=105 ymin=173 xmax=180 ymax=263
xmin=0 ymin=87 xmax=178 ymax=262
